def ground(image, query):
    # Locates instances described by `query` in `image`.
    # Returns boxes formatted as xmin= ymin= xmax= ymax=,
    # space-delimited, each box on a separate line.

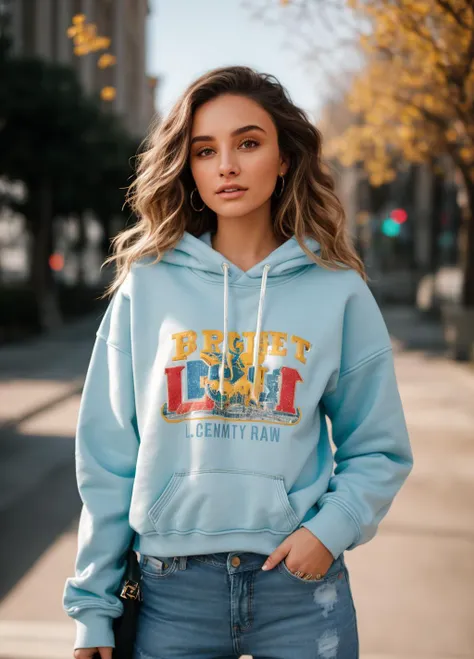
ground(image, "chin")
xmin=212 ymin=204 xmax=256 ymax=217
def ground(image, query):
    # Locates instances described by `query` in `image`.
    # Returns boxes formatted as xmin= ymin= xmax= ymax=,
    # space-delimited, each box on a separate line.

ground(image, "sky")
xmin=145 ymin=0 xmax=352 ymax=125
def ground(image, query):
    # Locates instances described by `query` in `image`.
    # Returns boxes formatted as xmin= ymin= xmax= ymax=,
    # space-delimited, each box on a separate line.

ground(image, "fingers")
xmin=74 ymin=649 xmax=101 ymax=659
xmin=73 ymin=647 xmax=113 ymax=659
xmin=261 ymin=539 xmax=290 ymax=571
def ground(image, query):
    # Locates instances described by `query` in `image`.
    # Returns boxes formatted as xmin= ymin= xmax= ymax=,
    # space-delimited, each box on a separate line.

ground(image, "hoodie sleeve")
xmin=301 ymin=273 xmax=414 ymax=560
xmin=63 ymin=277 xmax=140 ymax=650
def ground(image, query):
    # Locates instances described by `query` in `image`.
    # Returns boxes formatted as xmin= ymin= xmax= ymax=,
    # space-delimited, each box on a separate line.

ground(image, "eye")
xmin=196 ymin=147 xmax=213 ymax=157
xmin=240 ymin=138 xmax=259 ymax=149
xmin=195 ymin=138 xmax=260 ymax=158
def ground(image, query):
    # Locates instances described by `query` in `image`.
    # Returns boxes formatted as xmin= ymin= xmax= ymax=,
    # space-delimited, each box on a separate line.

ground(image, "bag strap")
xmin=119 ymin=535 xmax=142 ymax=600
xmin=124 ymin=534 xmax=140 ymax=582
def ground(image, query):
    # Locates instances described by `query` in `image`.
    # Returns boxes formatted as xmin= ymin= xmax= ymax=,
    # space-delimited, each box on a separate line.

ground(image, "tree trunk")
xmin=76 ymin=212 xmax=87 ymax=284
xmin=29 ymin=177 xmax=62 ymax=331
xmin=100 ymin=213 xmax=113 ymax=261
xmin=461 ymin=181 xmax=474 ymax=308
xmin=429 ymin=168 xmax=444 ymax=273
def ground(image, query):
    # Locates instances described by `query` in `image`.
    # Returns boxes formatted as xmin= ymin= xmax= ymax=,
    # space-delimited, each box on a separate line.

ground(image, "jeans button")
xmin=231 ymin=555 xmax=241 ymax=567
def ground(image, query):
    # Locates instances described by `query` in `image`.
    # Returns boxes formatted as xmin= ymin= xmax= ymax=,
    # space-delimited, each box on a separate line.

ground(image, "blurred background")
xmin=0 ymin=1 xmax=473 ymax=657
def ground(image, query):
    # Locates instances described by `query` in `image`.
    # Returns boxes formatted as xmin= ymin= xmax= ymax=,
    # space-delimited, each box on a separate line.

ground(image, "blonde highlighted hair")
xmin=101 ymin=65 xmax=366 ymax=298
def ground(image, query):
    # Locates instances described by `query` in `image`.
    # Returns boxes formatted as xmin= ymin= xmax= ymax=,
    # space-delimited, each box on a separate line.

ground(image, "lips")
xmin=216 ymin=185 xmax=248 ymax=194
xmin=217 ymin=189 xmax=248 ymax=199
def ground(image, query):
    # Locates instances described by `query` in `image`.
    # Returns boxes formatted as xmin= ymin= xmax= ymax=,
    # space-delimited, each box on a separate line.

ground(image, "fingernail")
xmin=261 ymin=563 xmax=269 ymax=570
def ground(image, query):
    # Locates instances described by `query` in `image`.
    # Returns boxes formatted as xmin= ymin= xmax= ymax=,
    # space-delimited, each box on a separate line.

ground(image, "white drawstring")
xmin=219 ymin=262 xmax=230 ymax=403
xmin=219 ymin=262 xmax=271 ymax=408
xmin=252 ymin=263 xmax=271 ymax=402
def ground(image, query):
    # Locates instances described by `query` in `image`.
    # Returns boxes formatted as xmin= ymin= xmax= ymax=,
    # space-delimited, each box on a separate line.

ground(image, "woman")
xmin=64 ymin=65 xmax=413 ymax=659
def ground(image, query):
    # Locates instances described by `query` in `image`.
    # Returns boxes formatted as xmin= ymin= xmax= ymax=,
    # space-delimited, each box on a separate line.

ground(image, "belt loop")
xmin=178 ymin=556 xmax=187 ymax=571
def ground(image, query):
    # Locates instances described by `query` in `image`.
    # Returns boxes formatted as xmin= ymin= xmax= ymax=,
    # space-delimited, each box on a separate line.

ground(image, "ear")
xmin=279 ymin=154 xmax=290 ymax=177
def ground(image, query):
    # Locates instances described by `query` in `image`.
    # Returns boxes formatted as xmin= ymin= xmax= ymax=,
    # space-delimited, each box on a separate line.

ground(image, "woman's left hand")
xmin=261 ymin=527 xmax=334 ymax=578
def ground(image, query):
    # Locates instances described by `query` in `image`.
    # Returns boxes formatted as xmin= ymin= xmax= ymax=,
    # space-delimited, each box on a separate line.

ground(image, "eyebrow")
xmin=190 ymin=124 xmax=267 ymax=146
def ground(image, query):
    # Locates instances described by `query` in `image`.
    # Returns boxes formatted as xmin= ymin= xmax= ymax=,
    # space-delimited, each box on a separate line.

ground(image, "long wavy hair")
xmin=101 ymin=65 xmax=366 ymax=298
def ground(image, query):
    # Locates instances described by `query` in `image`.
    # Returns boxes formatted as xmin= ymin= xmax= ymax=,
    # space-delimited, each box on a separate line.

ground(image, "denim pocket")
xmin=139 ymin=554 xmax=179 ymax=580
xmin=278 ymin=554 xmax=343 ymax=585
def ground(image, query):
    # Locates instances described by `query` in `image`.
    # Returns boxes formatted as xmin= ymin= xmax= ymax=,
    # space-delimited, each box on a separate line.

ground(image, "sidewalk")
xmin=0 ymin=307 xmax=473 ymax=658
xmin=0 ymin=312 xmax=102 ymax=430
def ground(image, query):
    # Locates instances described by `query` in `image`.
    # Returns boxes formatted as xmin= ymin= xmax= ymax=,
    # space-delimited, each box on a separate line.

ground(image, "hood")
xmin=160 ymin=230 xmax=321 ymax=286
xmin=159 ymin=229 xmax=321 ymax=405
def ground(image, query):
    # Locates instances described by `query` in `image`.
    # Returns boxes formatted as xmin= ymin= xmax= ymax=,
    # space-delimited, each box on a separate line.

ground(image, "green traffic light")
xmin=381 ymin=218 xmax=401 ymax=237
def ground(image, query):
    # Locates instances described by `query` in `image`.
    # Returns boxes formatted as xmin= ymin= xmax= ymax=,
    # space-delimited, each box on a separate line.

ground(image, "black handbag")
xmin=111 ymin=545 xmax=142 ymax=659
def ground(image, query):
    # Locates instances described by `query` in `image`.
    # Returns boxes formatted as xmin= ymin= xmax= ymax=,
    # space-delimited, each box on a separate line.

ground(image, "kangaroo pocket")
xmin=148 ymin=468 xmax=300 ymax=536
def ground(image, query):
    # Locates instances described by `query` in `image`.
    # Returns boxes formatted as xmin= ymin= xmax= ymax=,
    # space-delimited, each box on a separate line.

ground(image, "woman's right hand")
xmin=74 ymin=647 xmax=113 ymax=659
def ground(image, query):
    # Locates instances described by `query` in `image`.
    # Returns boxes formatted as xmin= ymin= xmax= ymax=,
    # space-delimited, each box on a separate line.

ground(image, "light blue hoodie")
xmin=63 ymin=230 xmax=413 ymax=649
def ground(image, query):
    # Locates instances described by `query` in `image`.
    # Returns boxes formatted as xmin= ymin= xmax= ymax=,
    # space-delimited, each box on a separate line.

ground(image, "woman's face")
xmin=188 ymin=94 xmax=288 ymax=219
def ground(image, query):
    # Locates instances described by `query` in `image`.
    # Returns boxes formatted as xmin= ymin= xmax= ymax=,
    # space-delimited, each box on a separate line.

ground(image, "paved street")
xmin=0 ymin=307 xmax=473 ymax=659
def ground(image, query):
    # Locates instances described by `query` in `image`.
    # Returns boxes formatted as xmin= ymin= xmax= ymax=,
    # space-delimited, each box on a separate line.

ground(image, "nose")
xmin=218 ymin=150 xmax=240 ymax=177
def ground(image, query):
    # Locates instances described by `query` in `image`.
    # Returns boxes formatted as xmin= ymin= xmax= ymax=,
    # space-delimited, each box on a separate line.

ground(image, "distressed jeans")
xmin=133 ymin=550 xmax=359 ymax=659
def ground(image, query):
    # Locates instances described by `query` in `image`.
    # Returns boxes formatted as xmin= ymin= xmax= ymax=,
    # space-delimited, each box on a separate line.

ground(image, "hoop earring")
xmin=274 ymin=174 xmax=285 ymax=198
xmin=190 ymin=187 xmax=205 ymax=212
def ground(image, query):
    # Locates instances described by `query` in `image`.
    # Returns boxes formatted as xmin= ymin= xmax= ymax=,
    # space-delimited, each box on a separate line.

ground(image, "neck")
xmin=211 ymin=216 xmax=282 ymax=272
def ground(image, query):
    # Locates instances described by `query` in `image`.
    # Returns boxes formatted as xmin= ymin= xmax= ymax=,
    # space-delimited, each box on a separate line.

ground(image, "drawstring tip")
xmin=250 ymin=386 xmax=259 ymax=406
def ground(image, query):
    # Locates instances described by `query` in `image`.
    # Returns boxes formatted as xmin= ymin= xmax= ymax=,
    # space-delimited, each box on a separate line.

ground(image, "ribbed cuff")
xmin=300 ymin=501 xmax=360 ymax=560
xmin=74 ymin=611 xmax=115 ymax=650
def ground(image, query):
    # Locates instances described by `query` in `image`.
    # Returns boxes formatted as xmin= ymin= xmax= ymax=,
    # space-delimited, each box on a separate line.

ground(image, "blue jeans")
xmin=133 ymin=550 xmax=359 ymax=659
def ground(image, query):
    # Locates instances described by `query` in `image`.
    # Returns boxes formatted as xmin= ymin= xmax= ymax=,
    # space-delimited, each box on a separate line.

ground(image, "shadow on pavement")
xmin=0 ymin=313 xmax=102 ymax=601
xmin=0 ymin=428 xmax=81 ymax=601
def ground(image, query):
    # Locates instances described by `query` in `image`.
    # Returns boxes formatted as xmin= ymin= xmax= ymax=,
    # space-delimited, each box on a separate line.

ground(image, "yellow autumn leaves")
xmin=323 ymin=0 xmax=474 ymax=186
xmin=68 ymin=13 xmax=117 ymax=102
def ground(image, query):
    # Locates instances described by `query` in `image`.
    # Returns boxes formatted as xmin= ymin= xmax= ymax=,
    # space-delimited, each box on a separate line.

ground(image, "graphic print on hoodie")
xmin=163 ymin=327 xmax=309 ymax=427
xmin=63 ymin=230 xmax=414 ymax=650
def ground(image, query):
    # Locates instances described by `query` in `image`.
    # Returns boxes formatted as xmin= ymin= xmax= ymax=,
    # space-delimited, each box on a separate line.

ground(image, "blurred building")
xmin=2 ymin=0 xmax=159 ymax=285
xmin=319 ymin=93 xmax=464 ymax=304
xmin=9 ymin=0 xmax=158 ymax=138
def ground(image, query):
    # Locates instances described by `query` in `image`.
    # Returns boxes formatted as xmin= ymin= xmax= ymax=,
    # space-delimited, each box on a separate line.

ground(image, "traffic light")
xmin=381 ymin=218 xmax=401 ymax=237
xmin=381 ymin=208 xmax=408 ymax=237
xmin=391 ymin=208 xmax=408 ymax=224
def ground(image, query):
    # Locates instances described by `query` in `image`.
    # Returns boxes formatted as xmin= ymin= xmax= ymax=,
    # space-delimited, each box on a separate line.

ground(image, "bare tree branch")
xmin=240 ymin=0 xmax=363 ymax=106
xmin=434 ymin=0 xmax=471 ymax=30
